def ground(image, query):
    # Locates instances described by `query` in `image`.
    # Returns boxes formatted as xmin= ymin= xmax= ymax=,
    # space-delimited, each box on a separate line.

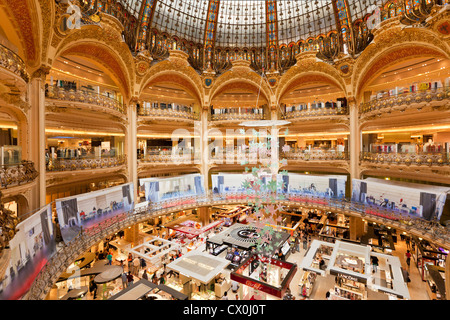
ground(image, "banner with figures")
xmin=55 ymin=183 xmax=134 ymax=243
xmin=0 ymin=204 xmax=56 ymax=300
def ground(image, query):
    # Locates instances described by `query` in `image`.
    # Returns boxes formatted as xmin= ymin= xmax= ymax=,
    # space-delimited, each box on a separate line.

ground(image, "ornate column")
xmin=446 ymin=253 xmax=450 ymax=300
xmin=126 ymin=99 xmax=138 ymax=202
xmin=200 ymin=107 xmax=209 ymax=193
xmin=348 ymin=96 xmax=360 ymax=181
xmin=28 ymin=66 xmax=51 ymax=209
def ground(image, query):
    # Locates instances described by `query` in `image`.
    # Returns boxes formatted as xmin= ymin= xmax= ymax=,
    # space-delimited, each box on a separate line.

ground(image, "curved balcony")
xmin=138 ymin=106 xmax=199 ymax=124
xmin=45 ymin=86 xmax=126 ymax=116
xmin=284 ymin=149 xmax=349 ymax=162
xmin=210 ymin=112 xmax=265 ymax=124
xmin=0 ymin=161 xmax=38 ymax=189
xmin=359 ymin=86 xmax=450 ymax=117
xmin=360 ymin=151 xmax=449 ymax=167
xmin=281 ymin=106 xmax=348 ymax=122
xmin=26 ymin=192 xmax=450 ymax=300
xmin=46 ymin=156 xmax=126 ymax=172
xmin=0 ymin=43 xmax=29 ymax=84
xmin=139 ymin=153 xmax=198 ymax=165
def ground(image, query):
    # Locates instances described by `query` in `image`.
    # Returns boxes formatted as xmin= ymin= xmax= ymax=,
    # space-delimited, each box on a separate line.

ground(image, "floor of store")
xmin=48 ymin=227 xmax=430 ymax=301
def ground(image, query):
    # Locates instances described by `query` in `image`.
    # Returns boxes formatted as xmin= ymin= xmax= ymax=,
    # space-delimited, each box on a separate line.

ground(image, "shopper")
xmin=89 ymin=277 xmax=97 ymax=300
xmin=142 ymin=269 xmax=149 ymax=280
xmin=127 ymin=271 xmax=134 ymax=286
xmin=283 ymin=288 xmax=294 ymax=300
xmin=371 ymin=256 xmax=379 ymax=273
xmin=127 ymin=253 xmax=133 ymax=270
xmin=221 ymin=291 xmax=229 ymax=300
xmin=231 ymin=280 xmax=240 ymax=293
xmin=106 ymin=251 xmax=113 ymax=265
xmin=405 ymin=250 xmax=411 ymax=269
xmin=133 ymin=256 xmax=140 ymax=275
xmin=121 ymin=270 xmax=128 ymax=289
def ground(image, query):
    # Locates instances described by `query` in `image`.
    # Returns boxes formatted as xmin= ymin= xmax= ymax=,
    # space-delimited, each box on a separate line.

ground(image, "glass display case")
xmin=333 ymin=276 xmax=367 ymax=300
xmin=1 ymin=145 xmax=21 ymax=165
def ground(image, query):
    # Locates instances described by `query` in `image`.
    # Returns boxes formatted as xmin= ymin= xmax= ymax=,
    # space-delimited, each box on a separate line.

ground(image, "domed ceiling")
xmin=91 ymin=0 xmax=374 ymax=47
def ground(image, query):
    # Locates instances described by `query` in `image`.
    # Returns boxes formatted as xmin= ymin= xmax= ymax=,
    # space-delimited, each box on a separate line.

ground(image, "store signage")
xmin=330 ymin=269 xmax=367 ymax=284
xmin=230 ymin=273 xmax=282 ymax=298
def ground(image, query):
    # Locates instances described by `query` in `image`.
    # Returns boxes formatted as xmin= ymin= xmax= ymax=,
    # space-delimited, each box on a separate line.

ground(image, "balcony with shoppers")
xmin=45 ymin=56 xmax=126 ymax=119
xmin=359 ymin=56 xmax=450 ymax=126
xmin=360 ymin=125 xmax=450 ymax=184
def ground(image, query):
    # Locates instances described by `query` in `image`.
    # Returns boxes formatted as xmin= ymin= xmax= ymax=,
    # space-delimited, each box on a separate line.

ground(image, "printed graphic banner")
xmin=351 ymin=178 xmax=449 ymax=221
xmin=55 ymin=183 xmax=135 ymax=243
xmin=0 ymin=205 xmax=56 ymax=300
xmin=140 ymin=174 xmax=205 ymax=203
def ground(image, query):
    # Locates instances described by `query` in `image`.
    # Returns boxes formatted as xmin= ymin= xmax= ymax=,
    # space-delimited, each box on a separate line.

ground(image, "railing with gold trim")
xmin=360 ymin=151 xmax=450 ymax=166
xmin=284 ymin=150 xmax=350 ymax=161
xmin=45 ymin=86 xmax=125 ymax=115
xmin=46 ymin=156 xmax=126 ymax=172
xmin=138 ymin=107 xmax=200 ymax=121
xmin=0 ymin=44 xmax=29 ymax=83
xmin=359 ymin=86 xmax=450 ymax=114
xmin=0 ymin=161 xmax=38 ymax=189
xmin=282 ymin=107 xmax=348 ymax=120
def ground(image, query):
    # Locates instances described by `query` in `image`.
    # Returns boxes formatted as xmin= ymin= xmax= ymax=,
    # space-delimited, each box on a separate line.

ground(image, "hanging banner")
xmin=0 ymin=205 xmax=56 ymax=300
xmin=351 ymin=178 xmax=449 ymax=221
xmin=140 ymin=174 xmax=205 ymax=203
xmin=280 ymin=173 xmax=347 ymax=199
xmin=55 ymin=183 xmax=135 ymax=243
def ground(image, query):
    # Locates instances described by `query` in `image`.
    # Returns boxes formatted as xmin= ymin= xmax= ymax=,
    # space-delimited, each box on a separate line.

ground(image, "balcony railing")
xmin=46 ymin=156 xmax=125 ymax=172
xmin=359 ymin=86 xmax=450 ymax=114
xmin=138 ymin=107 xmax=199 ymax=121
xmin=211 ymin=112 xmax=265 ymax=122
xmin=0 ymin=43 xmax=29 ymax=83
xmin=0 ymin=161 xmax=38 ymax=189
xmin=282 ymin=106 xmax=348 ymax=120
xmin=45 ymin=86 xmax=125 ymax=115
xmin=284 ymin=150 xmax=349 ymax=161
xmin=360 ymin=151 xmax=450 ymax=166
xmin=139 ymin=153 xmax=199 ymax=164
xmin=26 ymin=191 xmax=450 ymax=300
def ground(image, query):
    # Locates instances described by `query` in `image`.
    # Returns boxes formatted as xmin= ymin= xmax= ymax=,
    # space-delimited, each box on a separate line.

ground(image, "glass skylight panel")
xmin=121 ymin=0 xmax=143 ymax=17
xmin=151 ymin=0 xmax=209 ymax=43
xmin=277 ymin=0 xmax=336 ymax=44
xmin=215 ymin=0 xmax=266 ymax=48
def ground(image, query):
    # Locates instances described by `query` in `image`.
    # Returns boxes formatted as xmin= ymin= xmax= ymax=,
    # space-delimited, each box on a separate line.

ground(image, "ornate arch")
xmin=138 ymin=59 xmax=204 ymax=106
xmin=0 ymin=0 xmax=42 ymax=68
xmin=209 ymin=67 xmax=273 ymax=107
xmin=276 ymin=56 xmax=348 ymax=103
xmin=50 ymin=24 xmax=135 ymax=102
xmin=352 ymin=26 xmax=450 ymax=101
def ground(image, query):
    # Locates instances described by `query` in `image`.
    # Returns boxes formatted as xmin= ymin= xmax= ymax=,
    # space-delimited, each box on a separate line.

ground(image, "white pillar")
xmin=200 ymin=108 xmax=209 ymax=193
xmin=28 ymin=68 xmax=49 ymax=208
xmin=349 ymin=98 xmax=360 ymax=180
xmin=127 ymin=103 xmax=138 ymax=202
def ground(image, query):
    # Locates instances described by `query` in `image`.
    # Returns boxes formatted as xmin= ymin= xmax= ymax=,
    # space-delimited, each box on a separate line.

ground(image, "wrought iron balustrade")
xmin=45 ymin=86 xmax=125 ymax=115
xmin=359 ymin=86 xmax=450 ymax=114
xmin=0 ymin=161 xmax=38 ymax=189
xmin=46 ymin=155 xmax=126 ymax=172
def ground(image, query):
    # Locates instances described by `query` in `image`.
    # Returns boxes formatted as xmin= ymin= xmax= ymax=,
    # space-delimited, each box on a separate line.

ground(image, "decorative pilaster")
xmin=348 ymin=96 xmax=360 ymax=181
xmin=127 ymin=99 xmax=138 ymax=202
xmin=200 ymin=108 xmax=209 ymax=193
xmin=28 ymin=66 xmax=51 ymax=208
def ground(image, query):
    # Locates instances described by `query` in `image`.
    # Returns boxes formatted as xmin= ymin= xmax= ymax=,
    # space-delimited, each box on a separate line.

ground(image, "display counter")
xmin=299 ymin=271 xmax=317 ymax=298
xmin=425 ymin=264 xmax=446 ymax=300
xmin=214 ymin=277 xmax=231 ymax=298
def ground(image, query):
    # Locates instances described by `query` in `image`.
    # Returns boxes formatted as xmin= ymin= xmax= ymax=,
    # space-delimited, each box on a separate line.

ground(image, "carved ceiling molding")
xmin=209 ymin=68 xmax=273 ymax=106
xmin=38 ymin=0 xmax=54 ymax=66
xmin=50 ymin=24 xmax=135 ymax=100
xmin=352 ymin=26 xmax=450 ymax=100
xmin=138 ymin=59 xmax=204 ymax=105
xmin=0 ymin=0 xmax=41 ymax=67
xmin=276 ymin=58 xmax=347 ymax=102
